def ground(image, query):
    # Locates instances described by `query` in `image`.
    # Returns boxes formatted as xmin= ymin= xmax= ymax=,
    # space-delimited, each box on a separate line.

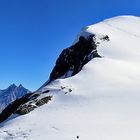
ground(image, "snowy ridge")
xmin=1 ymin=15 xmax=140 ymax=140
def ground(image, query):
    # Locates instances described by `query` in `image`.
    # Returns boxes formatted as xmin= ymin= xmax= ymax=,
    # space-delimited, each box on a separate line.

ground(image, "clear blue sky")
xmin=0 ymin=0 xmax=139 ymax=91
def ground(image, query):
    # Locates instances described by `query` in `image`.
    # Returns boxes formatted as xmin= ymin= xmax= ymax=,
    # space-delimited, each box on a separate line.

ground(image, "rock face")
xmin=0 ymin=93 xmax=32 ymax=123
xmin=49 ymin=35 xmax=101 ymax=81
xmin=0 ymin=92 xmax=52 ymax=122
xmin=15 ymin=95 xmax=52 ymax=115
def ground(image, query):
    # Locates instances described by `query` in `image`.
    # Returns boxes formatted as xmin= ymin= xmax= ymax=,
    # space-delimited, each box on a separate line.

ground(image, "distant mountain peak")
xmin=0 ymin=84 xmax=30 ymax=113
xmin=18 ymin=84 xmax=24 ymax=88
xmin=9 ymin=83 xmax=17 ymax=88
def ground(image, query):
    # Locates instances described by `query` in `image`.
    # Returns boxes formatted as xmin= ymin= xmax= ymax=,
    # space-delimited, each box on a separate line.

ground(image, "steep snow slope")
xmin=0 ymin=84 xmax=30 ymax=113
xmin=1 ymin=15 xmax=140 ymax=140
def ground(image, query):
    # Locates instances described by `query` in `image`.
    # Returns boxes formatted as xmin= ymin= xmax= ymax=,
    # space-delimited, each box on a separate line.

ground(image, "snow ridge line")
xmin=103 ymin=22 xmax=140 ymax=39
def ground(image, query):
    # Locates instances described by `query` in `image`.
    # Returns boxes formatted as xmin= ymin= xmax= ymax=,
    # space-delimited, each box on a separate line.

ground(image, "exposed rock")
xmin=100 ymin=35 xmax=110 ymax=41
xmin=35 ymin=96 xmax=52 ymax=106
xmin=68 ymin=89 xmax=72 ymax=92
xmin=15 ymin=96 xmax=52 ymax=115
xmin=49 ymin=35 xmax=101 ymax=81
xmin=0 ymin=93 xmax=32 ymax=123
xmin=15 ymin=104 xmax=36 ymax=115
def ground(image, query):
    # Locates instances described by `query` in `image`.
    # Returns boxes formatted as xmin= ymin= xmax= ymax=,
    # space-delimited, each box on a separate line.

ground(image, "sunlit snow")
xmin=1 ymin=15 xmax=140 ymax=140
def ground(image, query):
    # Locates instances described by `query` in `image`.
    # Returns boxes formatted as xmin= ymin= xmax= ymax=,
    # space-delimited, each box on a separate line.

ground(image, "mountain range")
xmin=1 ymin=15 xmax=140 ymax=140
xmin=0 ymin=84 xmax=30 ymax=113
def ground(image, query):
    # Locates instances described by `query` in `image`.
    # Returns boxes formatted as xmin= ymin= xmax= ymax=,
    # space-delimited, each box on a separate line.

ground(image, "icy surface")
xmin=1 ymin=15 xmax=140 ymax=140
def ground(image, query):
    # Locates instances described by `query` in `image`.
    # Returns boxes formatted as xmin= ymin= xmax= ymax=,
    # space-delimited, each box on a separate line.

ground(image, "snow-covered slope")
xmin=1 ymin=15 xmax=140 ymax=140
xmin=0 ymin=84 xmax=30 ymax=113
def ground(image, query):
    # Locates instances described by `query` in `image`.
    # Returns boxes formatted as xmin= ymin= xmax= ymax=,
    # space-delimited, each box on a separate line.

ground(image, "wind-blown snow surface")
xmin=1 ymin=15 xmax=140 ymax=140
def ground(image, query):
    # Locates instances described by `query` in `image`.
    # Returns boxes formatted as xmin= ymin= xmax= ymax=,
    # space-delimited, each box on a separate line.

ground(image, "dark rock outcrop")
xmin=0 ymin=92 xmax=52 ymax=123
xmin=0 ymin=93 xmax=32 ymax=123
xmin=49 ymin=35 xmax=100 ymax=81
xmin=15 ymin=95 xmax=52 ymax=115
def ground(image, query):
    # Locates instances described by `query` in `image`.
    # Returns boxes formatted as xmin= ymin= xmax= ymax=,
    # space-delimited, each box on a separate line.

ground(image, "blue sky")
xmin=0 ymin=0 xmax=140 ymax=91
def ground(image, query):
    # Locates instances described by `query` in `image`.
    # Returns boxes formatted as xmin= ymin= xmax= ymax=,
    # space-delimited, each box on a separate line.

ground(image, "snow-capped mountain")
xmin=0 ymin=84 xmax=30 ymax=113
xmin=1 ymin=15 xmax=140 ymax=140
